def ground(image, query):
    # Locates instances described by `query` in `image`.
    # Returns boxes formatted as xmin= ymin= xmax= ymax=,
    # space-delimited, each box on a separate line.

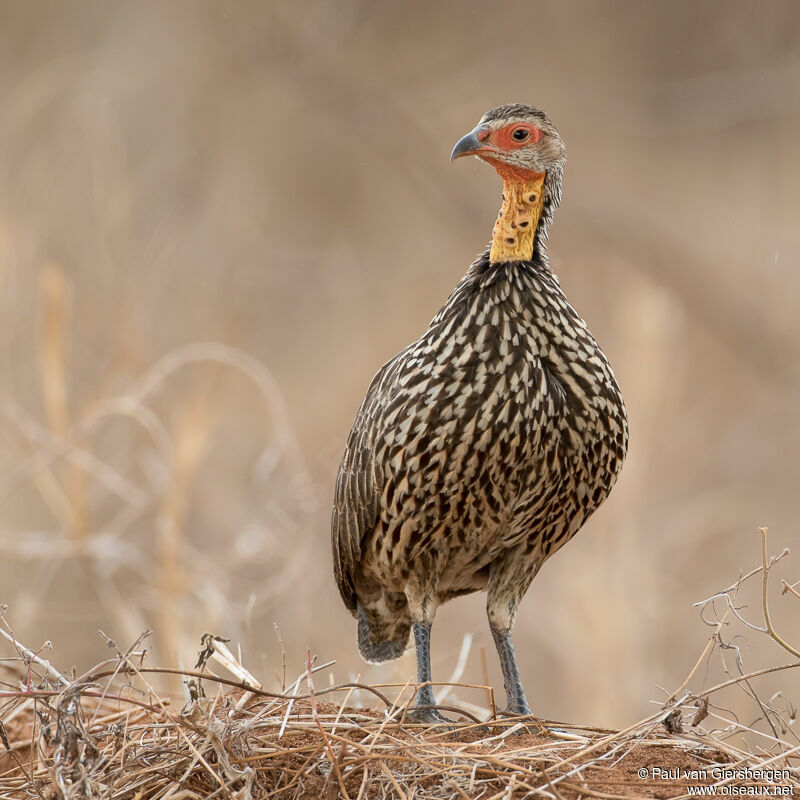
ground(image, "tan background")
xmin=1 ymin=1 xmax=799 ymax=729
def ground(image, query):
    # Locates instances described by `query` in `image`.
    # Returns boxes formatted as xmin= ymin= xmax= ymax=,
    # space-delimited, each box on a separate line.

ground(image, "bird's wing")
xmin=331 ymin=345 xmax=413 ymax=613
xmin=331 ymin=255 xmax=491 ymax=613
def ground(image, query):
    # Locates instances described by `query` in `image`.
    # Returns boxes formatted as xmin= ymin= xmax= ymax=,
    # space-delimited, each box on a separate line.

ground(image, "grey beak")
xmin=450 ymin=129 xmax=483 ymax=161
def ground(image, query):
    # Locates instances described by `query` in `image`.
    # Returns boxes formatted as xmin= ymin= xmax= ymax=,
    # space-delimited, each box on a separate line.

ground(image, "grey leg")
xmin=490 ymin=626 xmax=532 ymax=716
xmin=408 ymin=622 xmax=452 ymax=723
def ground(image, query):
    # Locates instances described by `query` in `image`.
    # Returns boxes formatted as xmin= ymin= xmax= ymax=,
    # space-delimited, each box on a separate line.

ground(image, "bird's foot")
xmin=406 ymin=705 xmax=456 ymax=726
xmin=496 ymin=713 xmax=573 ymax=739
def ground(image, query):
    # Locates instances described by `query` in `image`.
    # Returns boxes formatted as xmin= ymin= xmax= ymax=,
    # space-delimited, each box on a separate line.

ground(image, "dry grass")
xmin=2 ymin=261 xmax=319 ymax=688
xmin=0 ymin=645 xmax=797 ymax=800
xmin=1 ymin=535 xmax=798 ymax=799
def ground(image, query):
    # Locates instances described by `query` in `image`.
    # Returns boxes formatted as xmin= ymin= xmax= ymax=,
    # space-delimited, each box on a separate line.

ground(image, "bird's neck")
xmin=489 ymin=167 xmax=546 ymax=264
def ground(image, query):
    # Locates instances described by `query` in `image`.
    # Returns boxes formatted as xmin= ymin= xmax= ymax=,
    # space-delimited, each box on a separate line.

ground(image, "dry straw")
xmin=1 ymin=530 xmax=798 ymax=799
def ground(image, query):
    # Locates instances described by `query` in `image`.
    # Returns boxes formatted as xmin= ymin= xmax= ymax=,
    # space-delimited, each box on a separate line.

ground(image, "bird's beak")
xmin=450 ymin=125 xmax=494 ymax=161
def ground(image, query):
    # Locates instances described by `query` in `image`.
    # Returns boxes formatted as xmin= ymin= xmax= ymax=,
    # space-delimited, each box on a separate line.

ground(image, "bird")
xmin=331 ymin=104 xmax=629 ymax=723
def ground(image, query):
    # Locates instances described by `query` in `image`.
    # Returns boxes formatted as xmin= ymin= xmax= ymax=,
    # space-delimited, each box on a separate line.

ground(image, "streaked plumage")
xmin=332 ymin=104 xmax=628 ymax=721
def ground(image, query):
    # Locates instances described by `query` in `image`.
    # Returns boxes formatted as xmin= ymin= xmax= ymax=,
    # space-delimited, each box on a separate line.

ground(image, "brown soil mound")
xmin=2 ymin=681 xmax=797 ymax=800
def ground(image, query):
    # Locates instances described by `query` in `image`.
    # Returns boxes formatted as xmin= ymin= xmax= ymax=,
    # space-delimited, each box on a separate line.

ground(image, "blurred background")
xmin=1 ymin=1 xmax=799 ymax=730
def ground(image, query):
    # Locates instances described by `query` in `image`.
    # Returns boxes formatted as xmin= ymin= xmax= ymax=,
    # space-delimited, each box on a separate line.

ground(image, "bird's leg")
xmin=486 ymin=554 xmax=539 ymax=718
xmin=490 ymin=625 xmax=532 ymax=716
xmin=412 ymin=622 xmax=436 ymax=708
xmin=404 ymin=568 xmax=451 ymax=724
xmin=408 ymin=622 xmax=452 ymax=724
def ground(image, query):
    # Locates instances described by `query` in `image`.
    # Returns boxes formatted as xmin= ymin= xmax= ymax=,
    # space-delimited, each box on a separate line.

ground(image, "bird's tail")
xmin=357 ymin=601 xmax=410 ymax=664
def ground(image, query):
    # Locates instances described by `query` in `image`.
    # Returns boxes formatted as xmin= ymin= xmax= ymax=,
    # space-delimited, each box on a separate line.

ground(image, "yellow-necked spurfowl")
xmin=332 ymin=104 xmax=629 ymax=722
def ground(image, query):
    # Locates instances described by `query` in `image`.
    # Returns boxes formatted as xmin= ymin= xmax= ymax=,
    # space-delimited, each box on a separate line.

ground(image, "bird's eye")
xmin=511 ymin=128 xmax=530 ymax=142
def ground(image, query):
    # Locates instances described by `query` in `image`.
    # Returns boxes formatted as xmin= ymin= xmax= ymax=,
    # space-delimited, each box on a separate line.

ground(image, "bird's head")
xmin=450 ymin=104 xmax=565 ymax=180
xmin=451 ymin=104 xmax=566 ymax=264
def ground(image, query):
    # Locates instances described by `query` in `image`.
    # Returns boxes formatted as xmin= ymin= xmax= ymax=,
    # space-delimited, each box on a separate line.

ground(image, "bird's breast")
xmin=361 ymin=269 xmax=629 ymax=593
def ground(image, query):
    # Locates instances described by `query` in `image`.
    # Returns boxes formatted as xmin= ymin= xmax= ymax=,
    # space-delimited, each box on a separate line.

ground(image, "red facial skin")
xmin=490 ymin=122 xmax=541 ymax=150
xmin=474 ymin=122 xmax=544 ymax=182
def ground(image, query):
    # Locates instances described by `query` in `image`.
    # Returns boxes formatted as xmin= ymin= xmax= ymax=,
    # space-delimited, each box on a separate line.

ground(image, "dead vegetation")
xmin=1 ymin=532 xmax=798 ymax=799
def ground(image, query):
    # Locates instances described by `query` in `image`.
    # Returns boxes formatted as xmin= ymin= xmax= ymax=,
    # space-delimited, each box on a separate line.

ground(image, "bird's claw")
xmin=406 ymin=706 xmax=455 ymax=726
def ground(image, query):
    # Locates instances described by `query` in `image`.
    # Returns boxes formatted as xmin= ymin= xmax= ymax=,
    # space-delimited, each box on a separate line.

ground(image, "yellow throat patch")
xmin=489 ymin=172 xmax=546 ymax=263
